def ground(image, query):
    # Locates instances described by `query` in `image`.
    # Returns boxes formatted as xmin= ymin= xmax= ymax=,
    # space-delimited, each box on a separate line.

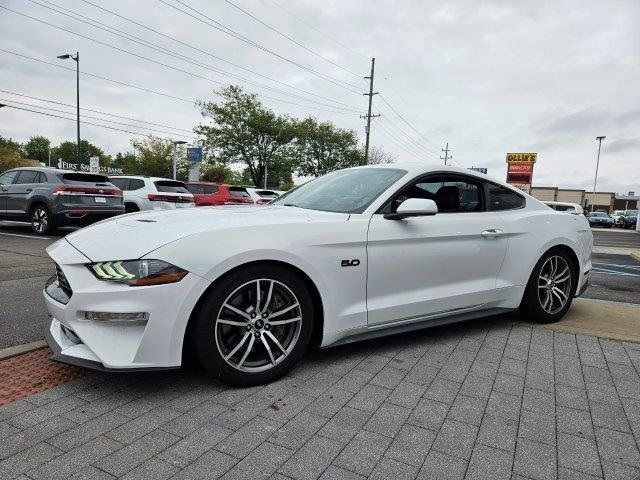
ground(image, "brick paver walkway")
xmin=1 ymin=318 xmax=639 ymax=479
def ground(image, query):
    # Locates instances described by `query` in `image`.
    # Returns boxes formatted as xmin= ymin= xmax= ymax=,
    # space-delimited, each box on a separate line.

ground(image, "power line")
xmin=222 ymin=0 xmax=361 ymax=78
xmin=159 ymin=0 xmax=362 ymax=94
xmin=0 ymin=48 xmax=194 ymax=104
xmin=0 ymin=89 xmax=194 ymax=134
xmin=376 ymin=109 xmax=440 ymax=160
xmin=263 ymin=0 xmax=368 ymax=63
xmin=0 ymin=97 xmax=196 ymax=140
xmin=0 ymin=12 xmax=359 ymax=115
xmin=379 ymin=93 xmax=442 ymax=150
xmin=361 ymin=58 xmax=380 ymax=164
xmin=78 ymin=0 xmax=359 ymax=110
xmin=25 ymin=0 xmax=360 ymax=113
xmin=373 ymin=121 xmax=425 ymax=162
xmin=0 ymin=102 xmax=189 ymax=140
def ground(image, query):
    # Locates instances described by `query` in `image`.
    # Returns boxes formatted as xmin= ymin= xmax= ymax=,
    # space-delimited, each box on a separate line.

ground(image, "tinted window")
xmin=0 ymin=171 xmax=18 ymax=186
xmin=129 ymin=179 xmax=145 ymax=190
xmin=59 ymin=173 xmax=110 ymax=184
xmin=488 ymin=184 xmax=525 ymax=211
xmin=154 ymin=180 xmax=189 ymax=193
xmin=229 ymin=187 xmax=251 ymax=198
xmin=390 ymin=175 xmax=482 ymax=213
xmin=109 ymin=178 xmax=130 ymax=190
xmin=273 ymin=168 xmax=407 ymax=214
xmin=186 ymin=184 xmax=203 ymax=194
xmin=187 ymin=184 xmax=218 ymax=194
xmin=15 ymin=170 xmax=39 ymax=184
xmin=36 ymin=172 xmax=48 ymax=183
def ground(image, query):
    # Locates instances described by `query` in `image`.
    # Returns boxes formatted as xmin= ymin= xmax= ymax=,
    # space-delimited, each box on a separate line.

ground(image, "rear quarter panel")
xmin=496 ymin=206 xmax=592 ymax=307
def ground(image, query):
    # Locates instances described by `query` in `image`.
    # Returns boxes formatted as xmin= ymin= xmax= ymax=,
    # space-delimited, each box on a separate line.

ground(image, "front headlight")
xmin=87 ymin=259 xmax=188 ymax=286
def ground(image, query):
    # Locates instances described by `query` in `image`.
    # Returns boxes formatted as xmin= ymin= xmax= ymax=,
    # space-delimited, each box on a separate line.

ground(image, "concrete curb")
xmin=0 ymin=340 xmax=47 ymax=361
xmin=631 ymin=249 xmax=640 ymax=262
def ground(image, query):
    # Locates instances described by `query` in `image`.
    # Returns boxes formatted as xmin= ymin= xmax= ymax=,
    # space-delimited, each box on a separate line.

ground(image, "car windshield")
xmin=627 ymin=210 xmax=638 ymax=216
xmin=272 ymin=168 xmax=407 ymax=213
xmin=591 ymin=212 xmax=607 ymax=217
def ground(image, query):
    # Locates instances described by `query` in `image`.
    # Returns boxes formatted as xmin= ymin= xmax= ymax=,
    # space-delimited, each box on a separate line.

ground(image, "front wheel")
xmin=191 ymin=265 xmax=314 ymax=386
xmin=520 ymin=250 xmax=575 ymax=323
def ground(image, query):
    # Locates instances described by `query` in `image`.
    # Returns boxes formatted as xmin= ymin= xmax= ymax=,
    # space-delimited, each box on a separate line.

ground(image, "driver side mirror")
xmin=384 ymin=198 xmax=438 ymax=220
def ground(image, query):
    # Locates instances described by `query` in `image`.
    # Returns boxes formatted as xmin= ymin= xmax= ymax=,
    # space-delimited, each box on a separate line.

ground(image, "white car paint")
xmin=44 ymin=164 xmax=593 ymax=370
xmin=108 ymin=176 xmax=194 ymax=211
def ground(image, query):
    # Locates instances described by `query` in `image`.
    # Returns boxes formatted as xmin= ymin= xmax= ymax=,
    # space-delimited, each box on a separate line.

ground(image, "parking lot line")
xmin=0 ymin=232 xmax=51 ymax=240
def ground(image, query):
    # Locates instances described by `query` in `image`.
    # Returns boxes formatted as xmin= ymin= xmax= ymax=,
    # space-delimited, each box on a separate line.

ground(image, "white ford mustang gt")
xmin=44 ymin=164 xmax=593 ymax=385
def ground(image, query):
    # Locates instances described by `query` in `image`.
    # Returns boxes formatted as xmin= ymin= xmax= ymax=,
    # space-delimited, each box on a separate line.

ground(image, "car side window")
xmin=110 ymin=178 xmax=130 ymax=191
xmin=36 ymin=172 xmax=48 ymax=183
xmin=390 ymin=175 xmax=483 ymax=213
xmin=14 ymin=170 xmax=39 ymax=184
xmin=487 ymin=184 xmax=525 ymax=211
xmin=128 ymin=179 xmax=145 ymax=190
xmin=0 ymin=171 xmax=18 ymax=186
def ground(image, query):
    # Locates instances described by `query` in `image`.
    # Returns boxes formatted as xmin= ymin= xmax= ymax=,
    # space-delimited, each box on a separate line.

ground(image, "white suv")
xmin=108 ymin=176 xmax=194 ymax=212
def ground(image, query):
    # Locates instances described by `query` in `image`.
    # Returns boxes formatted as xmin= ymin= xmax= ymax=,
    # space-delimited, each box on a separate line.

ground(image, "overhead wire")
xmin=0 ymin=97 xmax=197 ymax=140
xmin=0 ymin=102 xmax=192 ymax=140
xmin=158 ymin=0 xmax=362 ymax=94
xmin=24 ymin=0 xmax=361 ymax=113
xmin=0 ymin=89 xmax=194 ymax=134
xmin=78 ymin=0 xmax=360 ymax=110
xmin=222 ymin=0 xmax=361 ymax=78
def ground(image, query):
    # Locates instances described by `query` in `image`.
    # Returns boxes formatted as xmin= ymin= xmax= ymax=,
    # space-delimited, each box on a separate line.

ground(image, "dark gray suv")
xmin=0 ymin=167 xmax=124 ymax=235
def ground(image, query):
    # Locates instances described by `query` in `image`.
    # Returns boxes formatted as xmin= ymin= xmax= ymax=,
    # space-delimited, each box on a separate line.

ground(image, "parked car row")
xmin=542 ymin=201 xmax=637 ymax=229
xmin=0 ymin=167 xmax=283 ymax=234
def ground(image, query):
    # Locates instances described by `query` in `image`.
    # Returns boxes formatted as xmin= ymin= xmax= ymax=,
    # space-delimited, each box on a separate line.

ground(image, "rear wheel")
xmin=30 ymin=205 xmax=55 ymax=235
xmin=191 ymin=265 xmax=314 ymax=386
xmin=125 ymin=202 xmax=139 ymax=213
xmin=520 ymin=250 xmax=575 ymax=323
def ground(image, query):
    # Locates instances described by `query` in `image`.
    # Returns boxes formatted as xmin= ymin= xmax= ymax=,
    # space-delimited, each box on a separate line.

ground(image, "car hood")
xmin=64 ymin=205 xmax=349 ymax=261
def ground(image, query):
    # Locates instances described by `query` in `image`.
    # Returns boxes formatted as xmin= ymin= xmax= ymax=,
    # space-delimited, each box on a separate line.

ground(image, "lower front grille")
xmin=55 ymin=264 xmax=73 ymax=299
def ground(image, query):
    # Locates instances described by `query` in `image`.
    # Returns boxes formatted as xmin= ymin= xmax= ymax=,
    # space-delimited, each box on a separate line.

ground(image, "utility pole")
xmin=440 ymin=142 xmax=451 ymax=165
xmin=361 ymin=57 xmax=380 ymax=164
xmin=591 ymin=136 xmax=606 ymax=213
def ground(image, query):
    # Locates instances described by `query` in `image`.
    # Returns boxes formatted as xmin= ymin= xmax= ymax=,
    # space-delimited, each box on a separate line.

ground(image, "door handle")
xmin=481 ymin=229 xmax=504 ymax=238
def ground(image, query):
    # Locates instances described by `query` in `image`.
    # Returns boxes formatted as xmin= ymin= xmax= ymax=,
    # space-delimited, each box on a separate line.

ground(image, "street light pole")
xmin=172 ymin=140 xmax=187 ymax=180
xmin=591 ymin=136 xmax=606 ymax=213
xmin=58 ymin=52 xmax=80 ymax=164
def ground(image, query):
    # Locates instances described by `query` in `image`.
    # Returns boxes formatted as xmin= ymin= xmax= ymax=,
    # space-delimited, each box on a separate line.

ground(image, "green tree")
xmin=0 ymin=146 xmax=39 ymax=172
xmin=199 ymin=163 xmax=242 ymax=184
xmin=196 ymin=86 xmax=297 ymax=186
xmin=22 ymin=135 xmax=51 ymax=164
xmin=130 ymin=137 xmax=189 ymax=179
xmin=0 ymin=135 xmax=22 ymax=152
xmin=368 ymin=146 xmax=397 ymax=165
xmin=52 ymin=139 xmax=107 ymax=166
xmin=295 ymin=117 xmax=363 ymax=177
xmin=112 ymin=151 xmax=137 ymax=174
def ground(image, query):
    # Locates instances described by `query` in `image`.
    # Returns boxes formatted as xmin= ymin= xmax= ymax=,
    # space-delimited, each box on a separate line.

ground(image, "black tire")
xmin=191 ymin=264 xmax=314 ymax=386
xmin=520 ymin=249 xmax=575 ymax=323
xmin=125 ymin=203 xmax=139 ymax=213
xmin=30 ymin=204 xmax=56 ymax=235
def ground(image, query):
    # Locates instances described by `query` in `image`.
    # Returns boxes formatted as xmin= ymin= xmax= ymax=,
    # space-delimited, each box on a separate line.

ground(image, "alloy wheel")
xmin=215 ymin=278 xmax=302 ymax=373
xmin=32 ymin=208 xmax=48 ymax=234
xmin=537 ymin=255 xmax=572 ymax=314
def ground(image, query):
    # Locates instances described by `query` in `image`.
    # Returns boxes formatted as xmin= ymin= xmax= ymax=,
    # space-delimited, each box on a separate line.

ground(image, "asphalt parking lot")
xmin=2 ymin=221 xmax=638 ymax=350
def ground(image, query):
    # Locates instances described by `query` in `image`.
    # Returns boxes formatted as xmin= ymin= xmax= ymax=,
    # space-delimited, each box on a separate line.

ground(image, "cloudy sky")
xmin=1 ymin=0 xmax=638 ymax=193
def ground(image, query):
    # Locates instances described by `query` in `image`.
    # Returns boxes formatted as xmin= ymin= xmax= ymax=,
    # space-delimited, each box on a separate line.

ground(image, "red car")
xmin=185 ymin=182 xmax=254 ymax=207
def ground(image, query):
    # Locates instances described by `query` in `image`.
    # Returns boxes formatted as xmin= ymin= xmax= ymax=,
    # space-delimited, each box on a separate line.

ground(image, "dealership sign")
xmin=506 ymin=152 xmax=536 ymax=194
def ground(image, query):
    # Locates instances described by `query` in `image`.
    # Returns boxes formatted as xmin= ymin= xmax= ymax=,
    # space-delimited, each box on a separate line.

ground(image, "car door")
xmin=5 ymin=170 xmax=39 ymax=220
xmin=366 ymin=173 xmax=508 ymax=326
xmin=0 ymin=170 xmax=19 ymax=216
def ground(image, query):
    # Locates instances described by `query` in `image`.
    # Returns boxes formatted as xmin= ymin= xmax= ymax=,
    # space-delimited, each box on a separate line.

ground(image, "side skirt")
xmin=323 ymin=307 xmax=516 ymax=348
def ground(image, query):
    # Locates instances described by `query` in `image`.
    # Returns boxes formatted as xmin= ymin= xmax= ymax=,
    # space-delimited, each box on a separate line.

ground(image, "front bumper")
xmin=43 ymin=239 xmax=211 ymax=370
